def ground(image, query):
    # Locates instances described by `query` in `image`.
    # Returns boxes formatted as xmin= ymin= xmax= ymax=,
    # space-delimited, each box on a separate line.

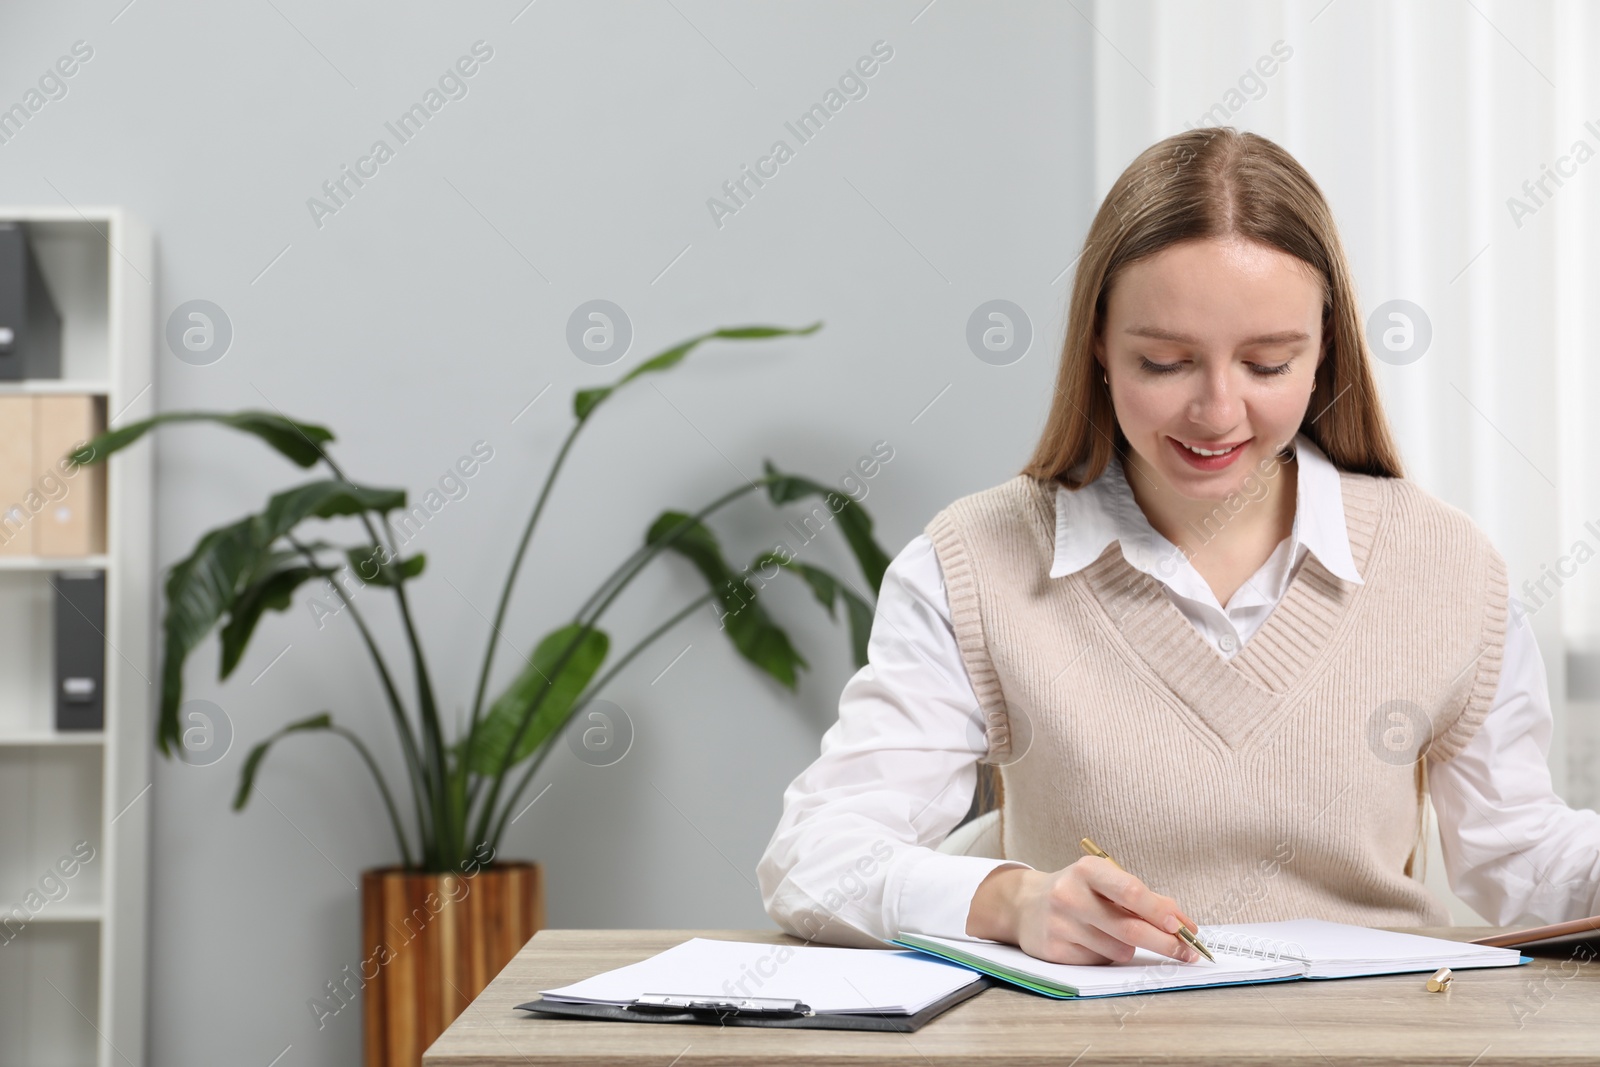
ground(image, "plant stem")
xmin=328 ymin=724 xmax=416 ymax=868
xmin=460 ymin=417 xmax=584 ymax=821
xmin=464 ymin=415 xmax=588 ymax=758
xmin=486 ymin=589 xmax=715 ymax=850
xmin=388 ymin=577 xmax=453 ymax=862
xmin=468 ymin=476 xmax=774 ymax=849
xmin=317 ymin=453 xmax=452 ymax=868
xmin=354 ymin=484 xmax=461 ymax=866
xmin=289 ymin=535 xmax=432 ymax=865
xmin=462 ymin=327 xmax=778 ymax=815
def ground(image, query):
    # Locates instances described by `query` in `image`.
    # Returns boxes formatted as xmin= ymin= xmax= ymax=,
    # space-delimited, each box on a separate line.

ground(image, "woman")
xmin=757 ymin=128 xmax=1600 ymax=967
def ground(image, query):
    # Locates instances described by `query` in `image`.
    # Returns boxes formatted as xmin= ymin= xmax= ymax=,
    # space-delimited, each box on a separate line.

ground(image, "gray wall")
xmin=0 ymin=2 xmax=1094 ymax=1063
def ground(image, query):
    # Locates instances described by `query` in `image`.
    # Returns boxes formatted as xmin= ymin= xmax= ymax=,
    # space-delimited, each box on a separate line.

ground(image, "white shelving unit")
xmin=0 ymin=209 xmax=153 ymax=1067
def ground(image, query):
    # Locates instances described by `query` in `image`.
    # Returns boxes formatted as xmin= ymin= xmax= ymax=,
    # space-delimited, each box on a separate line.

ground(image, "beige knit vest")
xmin=924 ymin=468 xmax=1508 ymax=926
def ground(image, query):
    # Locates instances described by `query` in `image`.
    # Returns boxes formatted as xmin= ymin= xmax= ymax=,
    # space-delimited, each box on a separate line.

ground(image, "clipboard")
xmin=514 ymin=973 xmax=996 ymax=1032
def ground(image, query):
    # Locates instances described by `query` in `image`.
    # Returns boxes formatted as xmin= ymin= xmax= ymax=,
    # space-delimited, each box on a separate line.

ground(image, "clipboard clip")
xmin=629 ymin=993 xmax=814 ymax=1017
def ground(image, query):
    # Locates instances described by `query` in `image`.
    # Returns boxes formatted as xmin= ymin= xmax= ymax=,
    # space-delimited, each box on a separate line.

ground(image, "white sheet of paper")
xmin=1198 ymin=919 xmax=1525 ymax=977
xmin=538 ymin=937 xmax=984 ymax=1015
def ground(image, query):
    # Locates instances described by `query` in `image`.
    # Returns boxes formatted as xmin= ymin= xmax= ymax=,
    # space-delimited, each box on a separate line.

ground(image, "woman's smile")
xmin=1168 ymin=435 xmax=1252 ymax=470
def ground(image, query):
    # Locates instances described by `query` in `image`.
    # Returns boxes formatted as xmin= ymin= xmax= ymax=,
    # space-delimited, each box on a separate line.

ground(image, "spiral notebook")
xmin=891 ymin=918 xmax=1532 ymax=999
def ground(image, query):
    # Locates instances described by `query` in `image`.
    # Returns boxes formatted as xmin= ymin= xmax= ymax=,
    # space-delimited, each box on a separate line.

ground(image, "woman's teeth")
xmin=1180 ymin=442 xmax=1239 ymax=457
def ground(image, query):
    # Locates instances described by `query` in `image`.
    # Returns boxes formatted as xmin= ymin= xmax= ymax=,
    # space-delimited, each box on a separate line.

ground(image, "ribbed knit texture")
xmin=924 ymin=469 xmax=1508 ymax=926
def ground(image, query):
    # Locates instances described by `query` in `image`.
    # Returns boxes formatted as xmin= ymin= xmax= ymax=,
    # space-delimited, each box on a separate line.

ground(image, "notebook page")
xmin=895 ymin=932 xmax=1303 ymax=998
xmin=1199 ymin=919 xmax=1526 ymax=977
xmin=537 ymin=937 xmax=984 ymax=1014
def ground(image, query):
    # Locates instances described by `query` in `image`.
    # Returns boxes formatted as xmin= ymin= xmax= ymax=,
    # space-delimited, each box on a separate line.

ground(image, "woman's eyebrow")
xmin=1124 ymin=325 xmax=1311 ymax=345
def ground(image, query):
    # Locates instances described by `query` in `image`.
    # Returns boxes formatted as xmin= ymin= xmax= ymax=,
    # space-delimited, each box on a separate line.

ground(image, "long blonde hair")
xmin=1020 ymin=127 xmax=1404 ymax=488
xmin=1001 ymin=127 xmax=1430 ymax=885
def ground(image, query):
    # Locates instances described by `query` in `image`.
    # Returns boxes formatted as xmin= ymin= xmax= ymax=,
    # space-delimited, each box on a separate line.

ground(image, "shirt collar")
xmin=1048 ymin=433 xmax=1364 ymax=586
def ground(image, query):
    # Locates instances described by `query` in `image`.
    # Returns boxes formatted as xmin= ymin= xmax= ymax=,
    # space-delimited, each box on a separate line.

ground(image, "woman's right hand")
xmin=966 ymin=858 xmax=1201 ymax=965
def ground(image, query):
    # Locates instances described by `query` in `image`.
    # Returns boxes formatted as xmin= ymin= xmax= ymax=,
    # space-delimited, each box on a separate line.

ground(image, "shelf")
xmin=0 ymin=556 xmax=109 ymax=572
xmin=0 ymin=732 xmax=104 ymax=747
xmin=0 ymin=206 xmax=151 ymax=1067
xmin=0 ymin=921 xmax=100 ymax=1065
xmin=0 ymin=380 xmax=111 ymax=396
xmin=23 ymin=904 xmax=103 ymax=923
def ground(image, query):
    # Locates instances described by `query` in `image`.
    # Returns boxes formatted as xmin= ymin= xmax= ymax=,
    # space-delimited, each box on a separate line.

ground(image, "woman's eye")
xmin=1136 ymin=356 xmax=1295 ymax=376
xmin=1138 ymin=357 xmax=1183 ymax=375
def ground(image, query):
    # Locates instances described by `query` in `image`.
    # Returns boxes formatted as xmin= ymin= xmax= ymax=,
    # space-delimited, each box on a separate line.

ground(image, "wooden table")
xmin=423 ymin=927 xmax=1600 ymax=1065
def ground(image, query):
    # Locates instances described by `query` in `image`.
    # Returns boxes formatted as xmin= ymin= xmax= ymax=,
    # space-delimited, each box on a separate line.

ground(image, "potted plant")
xmin=76 ymin=322 xmax=891 ymax=1065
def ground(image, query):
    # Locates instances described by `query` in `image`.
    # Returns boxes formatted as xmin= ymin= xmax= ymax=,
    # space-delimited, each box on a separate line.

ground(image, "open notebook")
xmin=891 ymin=918 xmax=1531 ymax=999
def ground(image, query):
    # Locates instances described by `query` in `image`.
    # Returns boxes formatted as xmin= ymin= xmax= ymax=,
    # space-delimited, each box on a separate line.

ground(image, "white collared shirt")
xmin=756 ymin=434 xmax=1600 ymax=945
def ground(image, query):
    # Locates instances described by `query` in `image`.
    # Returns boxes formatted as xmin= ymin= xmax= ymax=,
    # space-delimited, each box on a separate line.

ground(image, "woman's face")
xmin=1095 ymin=236 xmax=1325 ymax=502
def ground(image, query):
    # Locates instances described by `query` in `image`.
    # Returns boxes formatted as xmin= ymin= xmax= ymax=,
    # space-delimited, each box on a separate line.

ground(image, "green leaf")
xmin=233 ymin=713 xmax=333 ymax=810
xmin=71 ymin=411 xmax=334 ymax=469
xmin=247 ymin=541 xmax=334 ymax=581
xmin=219 ymin=563 xmax=327 ymax=679
xmin=763 ymin=554 xmax=877 ymax=669
xmin=647 ymin=511 xmax=807 ymax=690
xmin=155 ymin=479 xmax=407 ymax=755
xmin=840 ymin=590 xmax=875 ymax=669
xmin=215 ymin=538 xmax=342 ymax=679
xmin=467 ymin=623 xmax=612 ymax=775
xmin=346 ymin=546 xmax=426 ymax=588
xmin=159 ymin=516 xmax=262 ymax=755
xmin=759 ymin=460 xmax=891 ymax=594
xmin=260 ymin=480 xmax=405 ymax=536
xmin=572 ymin=322 xmax=822 ymax=421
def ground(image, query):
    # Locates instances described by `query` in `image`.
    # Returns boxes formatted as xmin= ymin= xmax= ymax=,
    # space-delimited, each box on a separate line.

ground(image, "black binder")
xmin=53 ymin=570 xmax=105 ymax=730
xmin=515 ymin=974 xmax=995 ymax=1032
xmin=0 ymin=222 xmax=61 ymax=381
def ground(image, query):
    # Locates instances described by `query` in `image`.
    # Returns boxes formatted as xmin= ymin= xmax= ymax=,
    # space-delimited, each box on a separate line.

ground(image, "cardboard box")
xmin=0 ymin=395 xmax=32 ymax=554
xmin=32 ymin=394 xmax=105 ymax=557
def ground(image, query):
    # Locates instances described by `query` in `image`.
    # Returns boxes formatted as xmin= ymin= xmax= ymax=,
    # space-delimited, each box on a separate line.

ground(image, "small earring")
xmin=1102 ymin=372 xmax=1109 ymax=386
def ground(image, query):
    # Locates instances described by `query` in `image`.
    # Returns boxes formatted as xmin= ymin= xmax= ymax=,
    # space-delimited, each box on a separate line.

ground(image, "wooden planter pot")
xmin=361 ymin=861 xmax=545 ymax=1067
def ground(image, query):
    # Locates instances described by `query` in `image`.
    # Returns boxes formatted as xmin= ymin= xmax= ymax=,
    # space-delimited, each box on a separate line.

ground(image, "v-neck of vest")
xmin=1021 ymin=469 xmax=1387 ymax=748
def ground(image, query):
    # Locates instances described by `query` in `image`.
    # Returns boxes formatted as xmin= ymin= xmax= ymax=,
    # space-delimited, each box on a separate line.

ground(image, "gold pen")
xmin=1080 ymin=837 xmax=1216 ymax=963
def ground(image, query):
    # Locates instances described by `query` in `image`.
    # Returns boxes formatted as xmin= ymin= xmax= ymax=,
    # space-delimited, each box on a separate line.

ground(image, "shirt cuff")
xmin=893 ymin=852 xmax=1032 ymax=939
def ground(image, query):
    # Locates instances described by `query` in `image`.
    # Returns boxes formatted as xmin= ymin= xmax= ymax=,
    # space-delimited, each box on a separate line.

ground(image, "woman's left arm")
xmin=1429 ymin=604 xmax=1600 ymax=924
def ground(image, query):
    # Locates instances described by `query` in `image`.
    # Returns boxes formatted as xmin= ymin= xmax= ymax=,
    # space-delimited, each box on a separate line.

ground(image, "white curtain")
xmin=1090 ymin=0 xmax=1599 ymax=918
